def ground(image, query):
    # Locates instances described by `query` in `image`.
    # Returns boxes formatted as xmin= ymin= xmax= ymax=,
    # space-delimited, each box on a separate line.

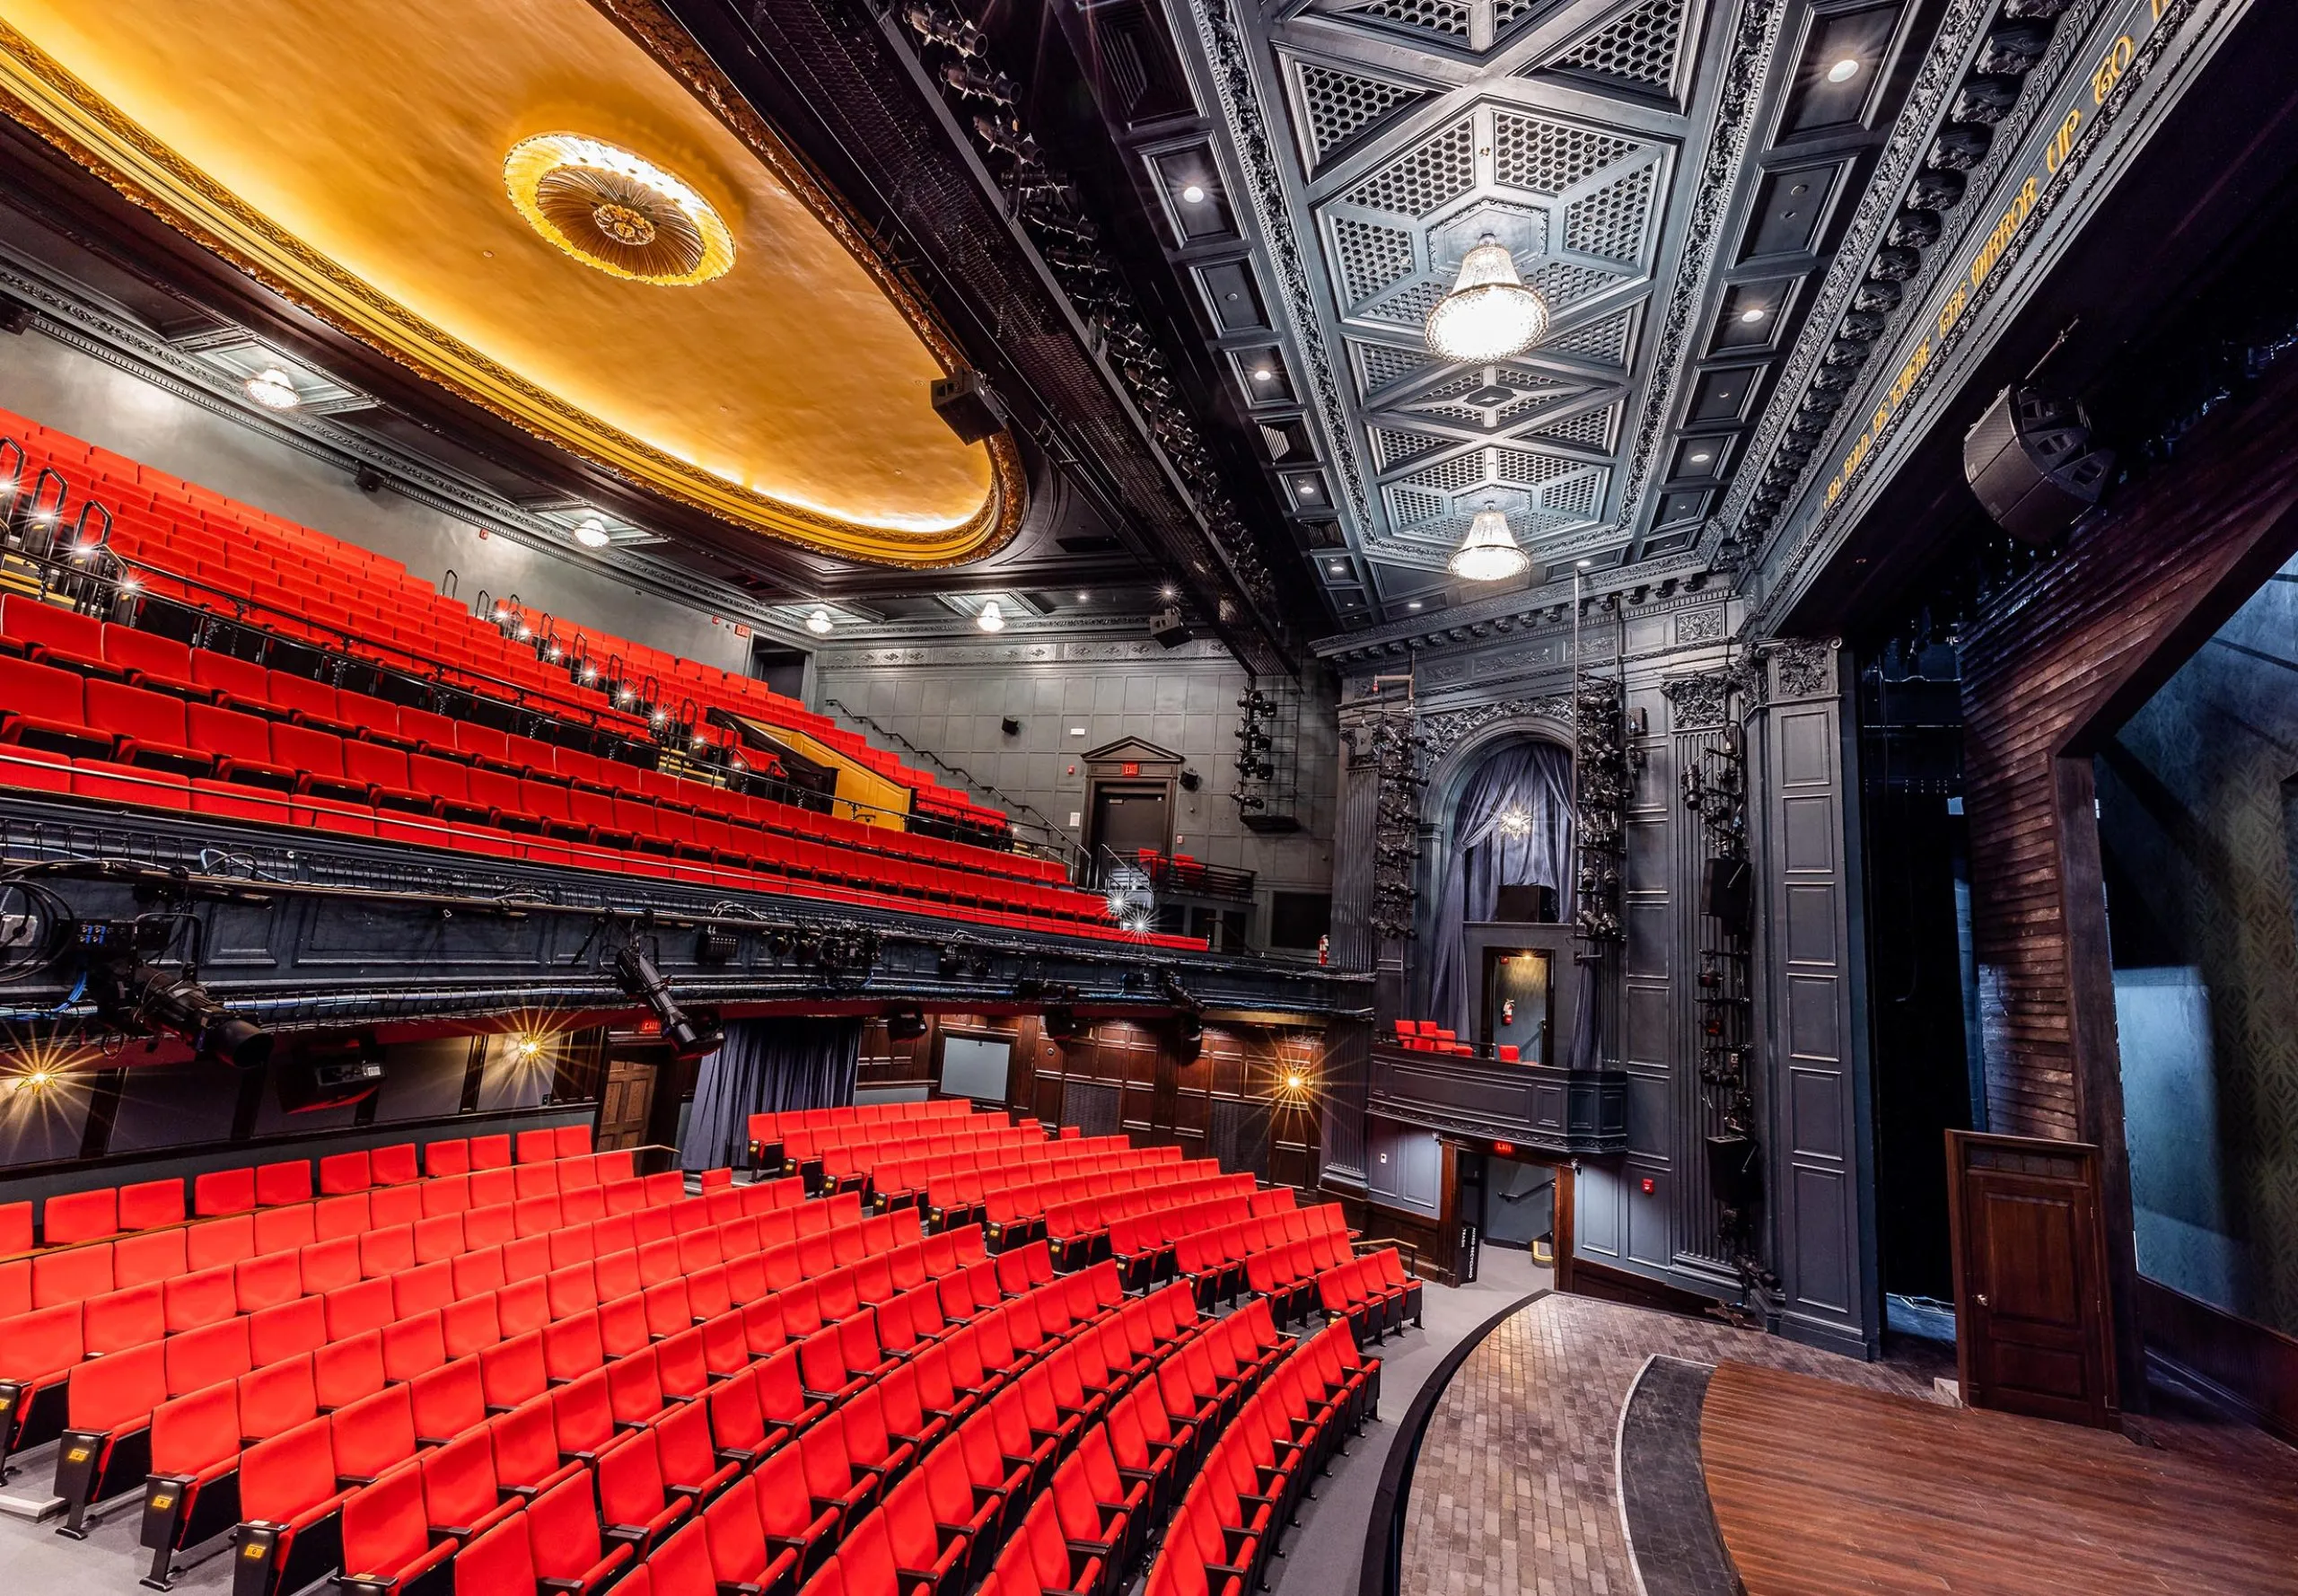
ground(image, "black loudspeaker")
xmin=1702 ymin=857 xmax=1752 ymax=927
xmin=1148 ymin=605 xmax=1193 ymax=648
xmin=930 ymin=370 xmax=1004 ymax=443
xmin=1962 ymin=385 xmax=2115 ymax=543
xmin=1493 ymin=883 xmax=1557 ymax=923
xmin=885 ymin=1007 xmax=927 ymax=1042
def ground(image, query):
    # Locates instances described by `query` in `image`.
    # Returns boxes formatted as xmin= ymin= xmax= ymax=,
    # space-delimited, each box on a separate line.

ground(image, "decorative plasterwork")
xmin=1416 ymin=694 xmax=1575 ymax=760
xmin=1661 ymin=668 xmax=1738 ymax=730
xmin=1767 ymin=636 xmax=1837 ymax=698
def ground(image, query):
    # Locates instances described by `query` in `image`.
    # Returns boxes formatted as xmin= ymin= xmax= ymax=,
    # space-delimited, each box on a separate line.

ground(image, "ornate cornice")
xmin=1611 ymin=0 xmax=1792 ymax=539
xmin=1188 ymin=0 xmax=1374 ymax=537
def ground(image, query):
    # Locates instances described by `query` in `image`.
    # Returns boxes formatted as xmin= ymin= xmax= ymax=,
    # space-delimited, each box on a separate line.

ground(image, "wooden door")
xmin=1947 ymin=1131 xmax=2118 ymax=1427
xmin=597 ymin=1058 xmax=656 ymax=1152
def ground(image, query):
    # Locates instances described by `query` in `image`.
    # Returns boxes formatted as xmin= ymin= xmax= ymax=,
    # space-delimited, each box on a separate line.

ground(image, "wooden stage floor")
xmin=1702 ymin=1361 xmax=2298 ymax=1593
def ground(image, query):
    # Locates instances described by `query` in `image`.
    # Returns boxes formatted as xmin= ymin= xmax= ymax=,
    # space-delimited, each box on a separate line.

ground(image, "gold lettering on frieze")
xmin=2046 ymin=108 xmax=2083 ymax=175
xmin=2093 ymin=34 xmax=2136 ymax=104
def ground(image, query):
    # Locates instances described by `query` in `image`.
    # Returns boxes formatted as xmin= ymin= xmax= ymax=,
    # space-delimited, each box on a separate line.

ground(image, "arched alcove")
xmin=1419 ymin=723 xmax=1576 ymax=1038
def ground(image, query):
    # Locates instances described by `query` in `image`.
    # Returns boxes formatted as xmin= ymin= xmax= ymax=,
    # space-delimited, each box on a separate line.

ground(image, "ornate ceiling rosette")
xmin=504 ymin=134 xmax=735 ymax=286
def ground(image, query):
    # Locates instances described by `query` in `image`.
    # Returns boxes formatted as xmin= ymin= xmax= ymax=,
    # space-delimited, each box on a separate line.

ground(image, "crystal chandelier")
xmin=1425 ymin=238 xmax=1549 ymax=362
xmin=1448 ymin=504 xmax=1531 ymax=583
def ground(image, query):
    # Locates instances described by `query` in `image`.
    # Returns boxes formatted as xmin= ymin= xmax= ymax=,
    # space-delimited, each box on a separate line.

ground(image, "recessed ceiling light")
xmin=1298 ymin=482 xmax=1319 ymax=498
xmin=807 ymin=609 xmax=833 ymax=636
xmin=1251 ymin=367 xmax=1275 ymax=382
xmin=244 ymin=367 xmax=301 ymax=410
xmin=1180 ymin=183 xmax=1207 ymax=205
xmin=1576 ymin=558 xmax=1592 ymax=568
xmin=573 ymin=517 xmax=611 ymax=548
xmin=1740 ymin=306 xmax=1767 ymax=324
xmin=1407 ymin=601 xmax=1422 ymax=610
xmin=1689 ymin=452 xmax=1712 ymax=464
xmin=1329 ymin=563 xmax=1346 ymax=574
xmin=1827 ymin=57 xmax=1862 ymax=83
xmin=977 ymin=601 xmax=1005 ymax=632
xmin=1159 ymin=584 xmax=1178 ymax=601
xmin=1074 ymin=592 xmax=1091 ymax=603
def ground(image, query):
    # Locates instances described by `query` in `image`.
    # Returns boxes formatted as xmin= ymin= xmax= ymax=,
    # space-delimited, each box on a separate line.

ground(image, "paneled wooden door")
xmin=597 ymin=1057 xmax=657 ymax=1152
xmin=1946 ymin=1130 xmax=2118 ymax=1427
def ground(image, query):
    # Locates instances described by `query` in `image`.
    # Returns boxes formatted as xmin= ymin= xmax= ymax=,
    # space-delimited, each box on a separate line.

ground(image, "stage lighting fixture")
xmin=90 ymin=958 xmax=272 ymax=1068
xmin=614 ymin=941 xmax=721 ymax=1061
xmin=1043 ymin=1006 xmax=1081 ymax=1039
xmin=886 ymin=1005 xmax=927 ymax=1042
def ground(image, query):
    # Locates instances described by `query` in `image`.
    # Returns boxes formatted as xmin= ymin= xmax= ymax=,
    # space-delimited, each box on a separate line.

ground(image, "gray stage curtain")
xmin=1426 ymin=741 xmax=1575 ymax=1039
xmin=680 ymin=1016 xmax=862 ymax=1171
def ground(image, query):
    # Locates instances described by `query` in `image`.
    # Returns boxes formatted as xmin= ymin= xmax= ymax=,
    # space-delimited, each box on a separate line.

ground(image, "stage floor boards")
xmin=1702 ymin=1361 xmax=2298 ymax=1594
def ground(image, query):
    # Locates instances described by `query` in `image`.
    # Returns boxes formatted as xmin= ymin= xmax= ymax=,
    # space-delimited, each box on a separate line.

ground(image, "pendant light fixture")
xmin=1448 ymin=502 xmax=1531 ymax=583
xmin=977 ymin=600 xmax=1005 ymax=632
xmin=1425 ymin=237 xmax=1549 ymax=362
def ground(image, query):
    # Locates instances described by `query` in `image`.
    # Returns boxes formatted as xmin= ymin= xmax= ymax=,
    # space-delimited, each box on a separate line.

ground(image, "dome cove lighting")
xmin=977 ymin=601 xmax=1005 ymax=632
xmin=1425 ymin=238 xmax=1549 ymax=363
xmin=1448 ymin=504 xmax=1531 ymax=583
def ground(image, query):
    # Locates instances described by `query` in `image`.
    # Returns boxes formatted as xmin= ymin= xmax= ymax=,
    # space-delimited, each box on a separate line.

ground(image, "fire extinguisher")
xmin=1317 ymin=934 xmax=1329 ymax=967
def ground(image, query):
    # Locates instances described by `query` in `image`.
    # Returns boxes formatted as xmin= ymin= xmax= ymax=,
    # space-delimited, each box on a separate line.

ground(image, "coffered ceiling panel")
xmin=1161 ymin=0 xmax=1933 ymax=630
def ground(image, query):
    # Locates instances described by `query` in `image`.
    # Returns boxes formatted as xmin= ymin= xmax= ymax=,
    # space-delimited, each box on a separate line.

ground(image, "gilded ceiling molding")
xmin=0 ymin=15 xmax=1024 ymax=569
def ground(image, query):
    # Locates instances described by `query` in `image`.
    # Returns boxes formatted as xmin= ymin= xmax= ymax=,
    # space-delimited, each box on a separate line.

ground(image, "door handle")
xmin=1973 ymin=1293 xmax=1989 ymax=1308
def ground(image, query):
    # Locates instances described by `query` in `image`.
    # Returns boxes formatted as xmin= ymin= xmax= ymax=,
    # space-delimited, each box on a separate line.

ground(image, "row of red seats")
xmin=260 ymin=1243 xmax=1127 ymax=1596
xmin=1061 ymin=1184 xmax=1296 ymax=1281
xmin=1140 ymin=1320 xmax=1379 ymax=1596
xmin=814 ymin=1124 xmax=1056 ymax=1193
xmin=1314 ymin=1250 xmax=1425 ymax=1345
xmin=856 ymin=1134 xmax=1136 ymax=1210
xmin=0 ymin=592 xmax=1061 ymax=897
xmin=1390 ymin=1020 xmax=1520 ymax=1062
xmin=4 ymin=1154 xmax=656 ymax=1319
xmin=101 ymin=1182 xmax=902 ymax=1559
xmin=1172 ymin=1199 xmax=1346 ymax=1311
xmin=915 ymin=1144 xmax=1189 ymax=1229
xmin=967 ymin=1158 xmax=1227 ymax=1244
xmin=4 ymin=1125 xmax=597 ymax=1258
xmin=6 ymin=409 xmax=991 ymax=829
xmin=0 ymin=1171 xmax=798 ymax=1485
xmin=743 ymin=1101 xmax=975 ymax=1151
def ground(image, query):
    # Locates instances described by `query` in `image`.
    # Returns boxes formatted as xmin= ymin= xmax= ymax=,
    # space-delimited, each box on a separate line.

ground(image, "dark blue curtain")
xmin=680 ymin=1017 xmax=862 ymax=1172
xmin=1427 ymin=741 xmax=1574 ymax=1039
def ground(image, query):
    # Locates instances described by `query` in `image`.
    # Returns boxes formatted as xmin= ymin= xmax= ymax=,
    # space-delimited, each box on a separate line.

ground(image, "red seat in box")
xmin=0 ymin=661 xmax=104 ymax=762
xmin=2 ymin=594 xmax=118 ymax=677
xmin=265 ymin=671 xmax=357 ymax=737
xmin=189 ymin=702 xmax=300 ymax=789
xmin=45 ymin=1186 xmax=118 ymax=1245
xmin=118 ymin=1178 xmax=184 ymax=1231
xmin=103 ymin=625 xmax=206 ymax=698
xmin=235 ymin=1416 xmax=356 ymax=1596
xmin=189 ymin=648 xmax=270 ymax=712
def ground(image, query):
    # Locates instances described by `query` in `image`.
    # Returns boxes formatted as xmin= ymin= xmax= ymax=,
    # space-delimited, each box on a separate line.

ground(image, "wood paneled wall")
xmin=1957 ymin=355 xmax=2298 ymax=1393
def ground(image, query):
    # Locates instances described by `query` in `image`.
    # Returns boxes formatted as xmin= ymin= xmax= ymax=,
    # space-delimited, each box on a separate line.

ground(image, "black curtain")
xmin=680 ymin=1017 xmax=862 ymax=1172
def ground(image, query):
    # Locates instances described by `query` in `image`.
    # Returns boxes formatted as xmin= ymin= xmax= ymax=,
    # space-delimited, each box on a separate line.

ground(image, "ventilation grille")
xmin=1344 ymin=0 xmax=1472 ymax=41
xmin=1362 ymin=279 xmax=1449 ymax=327
xmin=1294 ymin=61 xmax=1428 ymax=166
xmin=1345 ymin=118 xmax=1478 ymax=216
xmin=1565 ymin=164 xmax=1657 ymax=259
xmin=1534 ymin=404 xmax=1618 ymax=449
xmin=1533 ymin=260 xmax=1626 ymax=309
xmin=1551 ymin=0 xmax=1685 ymax=90
xmin=1388 ymin=484 xmax=1448 ymax=524
xmin=1495 ymin=449 xmax=1578 ymax=487
xmin=1542 ymin=472 xmax=1603 ymax=518
xmin=1548 ymin=308 xmax=1634 ymax=364
xmin=1331 ymin=215 xmax=1417 ymax=304
xmin=1353 ymin=340 xmax=1437 ymax=395
xmin=1491 ymin=112 xmax=1636 ymax=196
xmin=1404 ymin=450 xmax=1492 ymax=495
xmin=1371 ymin=426 xmax=1445 ymax=470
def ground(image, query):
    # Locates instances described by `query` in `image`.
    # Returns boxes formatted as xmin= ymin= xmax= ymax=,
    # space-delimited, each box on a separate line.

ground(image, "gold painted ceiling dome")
xmin=504 ymin=133 xmax=733 ymax=285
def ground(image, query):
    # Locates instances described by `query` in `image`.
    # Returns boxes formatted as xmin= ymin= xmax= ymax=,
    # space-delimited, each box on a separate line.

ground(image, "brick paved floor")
xmin=1397 ymin=1293 xmax=1937 ymax=1596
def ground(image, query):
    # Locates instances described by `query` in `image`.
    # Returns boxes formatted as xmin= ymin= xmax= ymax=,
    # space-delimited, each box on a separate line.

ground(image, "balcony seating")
xmin=1 ymin=410 xmax=1203 ymax=947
